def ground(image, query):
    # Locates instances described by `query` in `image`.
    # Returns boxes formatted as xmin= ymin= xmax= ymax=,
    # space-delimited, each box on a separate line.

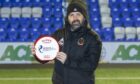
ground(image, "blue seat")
xmin=121 ymin=7 xmax=131 ymax=18
xmin=112 ymin=16 xmax=123 ymax=27
xmin=42 ymin=17 xmax=52 ymax=28
xmin=109 ymin=0 xmax=120 ymax=8
xmin=20 ymin=18 xmax=31 ymax=28
xmin=30 ymin=28 xmax=40 ymax=41
xmin=53 ymin=8 xmax=63 ymax=18
xmin=0 ymin=18 xmax=9 ymax=29
xmin=52 ymin=0 xmax=63 ymax=8
xmin=41 ymin=27 xmax=51 ymax=36
xmin=1 ymin=0 xmax=11 ymax=7
xmin=11 ymin=0 xmax=22 ymax=7
xmin=22 ymin=0 xmax=32 ymax=7
xmin=90 ymin=17 xmax=101 ymax=28
xmin=89 ymin=7 xmax=100 ymax=17
xmin=0 ymin=28 xmax=7 ymax=41
xmin=119 ymin=0 xmax=129 ymax=8
xmin=131 ymin=7 xmax=140 ymax=17
xmin=110 ymin=7 xmax=121 ymax=17
xmin=134 ymin=17 xmax=140 ymax=27
xmin=43 ymin=6 xmax=52 ymax=18
xmin=122 ymin=17 xmax=134 ymax=27
xmin=31 ymin=18 xmax=42 ymax=28
xmin=128 ymin=0 xmax=139 ymax=8
xmin=19 ymin=28 xmax=30 ymax=41
xmin=10 ymin=18 xmax=19 ymax=29
xmin=53 ymin=17 xmax=63 ymax=30
xmin=87 ymin=0 xmax=98 ymax=5
xmin=102 ymin=28 xmax=114 ymax=41
xmin=94 ymin=28 xmax=102 ymax=38
xmin=32 ymin=0 xmax=43 ymax=7
xmin=7 ymin=28 xmax=19 ymax=41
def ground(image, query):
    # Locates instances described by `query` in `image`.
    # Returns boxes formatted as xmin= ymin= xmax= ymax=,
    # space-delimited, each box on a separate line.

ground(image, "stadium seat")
xmin=20 ymin=18 xmax=31 ymax=28
xmin=10 ymin=18 xmax=19 ymax=29
xmin=99 ymin=0 xmax=109 ymax=5
xmin=112 ymin=16 xmax=123 ymax=27
xmin=0 ymin=28 xmax=7 ymax=41
xmin=31 ymin=18 xmax=42 ymax=28
xmin=131 ymin=7 xmax=140 ymax=17
xmin=119 ymin=0 xmax=129 ymax=8
xmin=1 ymin=0 xmax=11 ymax=7
xmin=53 ymin=8 xmax=63 ymax=18
xmin=114 ymin=27 xmax=125 ymax=41
xmin=102 ymin=28 xmax=114 ymax=41
xmin=90 ymin=17 xmax=101 ymax=28
xmin=101 ymin=16 xmax=112 ymax=28
xmin=134 ymin=16 xmax=140 ymax=27
xmin=32 ymin=0 xmax=43 ymax=7
xmin=122 ymin=17 xmax=134 ymax=27
xmin=128 ymin=0 xmax=139 ymax=8
xmin=53 ymin=17 xmax=63 ymax=30
xmin=94 ymin=28 xmax=102 ymax=38
xmin=100 ymin=6 xmax=111 ymax=16
xmin=42 ymin=17 xmax=52 ymax=28
xmin=137 ymin=27 xmax=140 ymax=41
xmin=12 ymin=0 xmax=22 ymax=7
xmin=7 ymin=28 xmax=19 ymax=41
xmin=22 ymin=7 xmax=32 ymax=18
xmin=0 ymin=18 xmax=9 ymax=29
xmin=0 ymin=7 xmax=11 ymax=18
xmin=121 ymin=7 xmax=131 ymax=18
xmin=89 ymin=7 xmax=100 ymax=17
xmin=52 ymin=0 xmax=63 ymax=8
xmin=109 ymin=0 xmax=120 ymax=8
xmin=32 ymin=7 xmax=43 ymax=18
xmin=11 ymin=7 xmax=22 ymax=18
xmin=110 ymin=6 xmax=121 ymax=17
xmin=43 ymin=6 xmax=52 ymax=18
xmin=41 ymin=27 xmax=51 ymax=36
xmin=22 ymin=0 xmax=32 ymax=7
xmin=19 ymin=28 xmax=30 ymax=41
xmin=125 ymin=27 xmax=136 ymax=41
xmin=30 ymin=28 xmax=40 ymax=41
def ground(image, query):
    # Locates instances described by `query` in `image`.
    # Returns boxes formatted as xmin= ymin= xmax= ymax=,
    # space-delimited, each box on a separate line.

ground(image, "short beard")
xmin=70 ymin=20 xmax=82 ymax=31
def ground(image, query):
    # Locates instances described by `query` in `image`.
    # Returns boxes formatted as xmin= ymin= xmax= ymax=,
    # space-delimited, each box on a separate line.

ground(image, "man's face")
xmin=68 ymin=12 xmax=85 ymax=31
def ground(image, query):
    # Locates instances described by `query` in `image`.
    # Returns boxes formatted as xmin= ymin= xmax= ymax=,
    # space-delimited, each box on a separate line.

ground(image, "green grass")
xmin=0 ymin=66 xmax=140 ymax=84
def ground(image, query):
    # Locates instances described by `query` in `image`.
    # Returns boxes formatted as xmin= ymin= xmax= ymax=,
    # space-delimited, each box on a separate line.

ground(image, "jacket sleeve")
xmin=64 ymin=36 xmax=102 ymax=71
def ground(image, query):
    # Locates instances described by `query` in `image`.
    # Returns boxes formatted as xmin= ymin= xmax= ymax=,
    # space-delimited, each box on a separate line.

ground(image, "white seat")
xmin=100 ymin=6 xmax=110 ymax=16
xmin=136 ymin=27 xmax=140 ymax=40
xmin=125 ymin=27 xmax=136 ymax=40
xmin=32 ymin=7 xmax=42 ymax=18
xmin=0 ymin=7 xmax=11 ymax=18
xmin=22 ymin=7 xmax=32 ymax=18
xmin=99 ymin=0 xmax=109 ymax=5
xmin=11 ymin=7 xmax=21 ymax=18
xmin=101 ymin=16 xmax=112 ymax=28
xmin=114 ymin=27 xmax=125 ymax=40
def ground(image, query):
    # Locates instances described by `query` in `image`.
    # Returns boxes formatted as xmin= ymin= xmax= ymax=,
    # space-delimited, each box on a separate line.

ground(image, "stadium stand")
xmin=0 ymin=0 xmax=140 ymax=42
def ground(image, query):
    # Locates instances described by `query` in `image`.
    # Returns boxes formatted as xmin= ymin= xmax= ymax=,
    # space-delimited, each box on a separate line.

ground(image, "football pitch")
xmin=0 ymin=65 xmax=140 ymax=84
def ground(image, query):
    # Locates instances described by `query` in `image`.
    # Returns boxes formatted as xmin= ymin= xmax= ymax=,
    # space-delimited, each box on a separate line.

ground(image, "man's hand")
xmin=56 ymin=52 xmax=67 ymax=64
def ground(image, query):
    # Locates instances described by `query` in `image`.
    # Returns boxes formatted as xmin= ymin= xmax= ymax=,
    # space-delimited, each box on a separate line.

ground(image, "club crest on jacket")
xmin=77 ymin=37 xmax=85 ymax=46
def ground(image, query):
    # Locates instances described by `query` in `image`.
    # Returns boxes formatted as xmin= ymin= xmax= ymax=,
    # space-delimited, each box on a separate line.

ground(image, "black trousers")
xmin=52 ymin=71 xmax=64 ymax=84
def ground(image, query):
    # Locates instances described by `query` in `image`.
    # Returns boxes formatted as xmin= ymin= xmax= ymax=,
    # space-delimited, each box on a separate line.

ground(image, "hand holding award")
xmin=34 ymin=36 xmax=59 ymax=64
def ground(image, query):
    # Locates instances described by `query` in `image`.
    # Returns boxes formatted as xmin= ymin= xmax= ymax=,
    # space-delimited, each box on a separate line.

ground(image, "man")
xmin=32 ymin=1 xmax=102 ymax=84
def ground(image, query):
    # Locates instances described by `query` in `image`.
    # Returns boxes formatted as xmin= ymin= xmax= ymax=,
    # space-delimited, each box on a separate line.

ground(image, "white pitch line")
xmin=96 ymin=77 xmax=140 ymax=80
xmin=0 ymin=77 xmax=140 ymax=80
xmin=0 ymin=77 xmax=51 ymax=80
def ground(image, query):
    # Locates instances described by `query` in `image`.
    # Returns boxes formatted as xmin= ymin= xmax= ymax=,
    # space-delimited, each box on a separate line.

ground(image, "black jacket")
xmin=52 ymin=26 xmax=102 ymax=84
